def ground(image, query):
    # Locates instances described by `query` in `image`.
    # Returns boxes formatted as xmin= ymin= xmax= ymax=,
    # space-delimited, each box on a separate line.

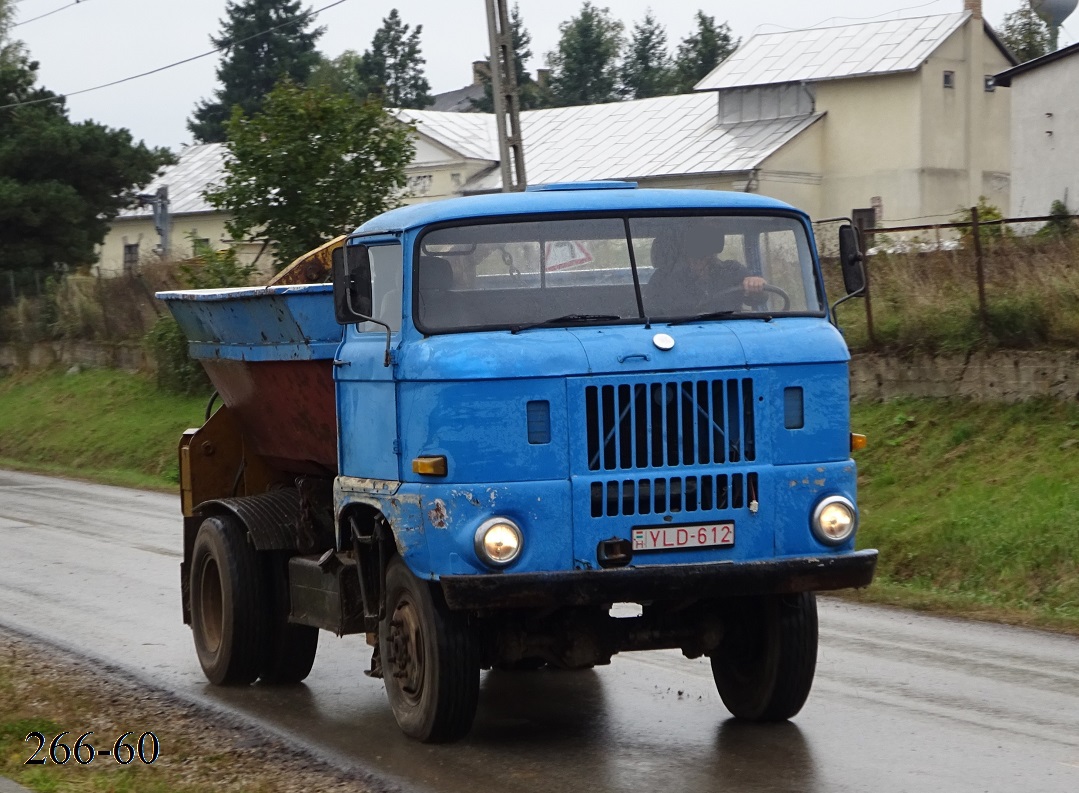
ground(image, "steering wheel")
xmin=714 ymin=284 xmax=791 ymax=311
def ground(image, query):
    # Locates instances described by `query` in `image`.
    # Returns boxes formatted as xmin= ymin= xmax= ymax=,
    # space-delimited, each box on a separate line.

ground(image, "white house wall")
xmin=97 ymin=213 xmax=264 ymax=277
xmin=1008 ymin=56 xmax=1079 ymax=217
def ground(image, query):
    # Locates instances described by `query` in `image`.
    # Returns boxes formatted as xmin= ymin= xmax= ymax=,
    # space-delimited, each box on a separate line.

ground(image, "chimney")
xmin=472 ymin=60 xmax=490 ymax=86
xmin=536 ymin=68 xmax=550 ymax=90
xmin=964 ymin=0 xmax=982 ymax=19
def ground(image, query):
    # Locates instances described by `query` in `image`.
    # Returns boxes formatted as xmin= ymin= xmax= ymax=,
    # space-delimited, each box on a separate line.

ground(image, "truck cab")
xmin=162 ymin=182 xmax=875 ymax=743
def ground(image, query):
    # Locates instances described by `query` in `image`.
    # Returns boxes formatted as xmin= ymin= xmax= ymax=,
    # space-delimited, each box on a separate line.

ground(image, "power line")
xmin=13 ymin=0 xmax=90 ymax=28
xmin=0 ymin=0 xmax=350 ymax=111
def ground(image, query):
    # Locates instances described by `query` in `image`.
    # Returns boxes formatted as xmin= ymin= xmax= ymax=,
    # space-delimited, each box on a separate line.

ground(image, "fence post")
xmin=858 ymin=227 xmax=877 ymax=346
xmin=971 ymin=205 xmax=989 ymax=336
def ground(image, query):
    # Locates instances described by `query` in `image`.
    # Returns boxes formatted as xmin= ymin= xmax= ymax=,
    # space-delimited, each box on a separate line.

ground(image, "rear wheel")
xmin=380 ymin=557 xmax=480 ymax=742
xmin=710 ymin=592 xmax=818 ymax=721
xmin=258 ymin=552 xmax=318 ymax=684
xmin=189 ymin=515 xmax=265 ymax=685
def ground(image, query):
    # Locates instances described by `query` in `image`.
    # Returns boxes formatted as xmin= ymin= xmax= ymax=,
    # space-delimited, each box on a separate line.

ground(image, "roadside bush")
xmin=144 ymin=316 xmax=209 ymax=396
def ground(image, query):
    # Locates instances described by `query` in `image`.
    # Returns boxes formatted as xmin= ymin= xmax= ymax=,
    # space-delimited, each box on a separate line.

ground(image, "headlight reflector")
xmin=812 ymin=496 xmax=857 ymax=545
xmin=474 ymin=518 xmax=522 ymax=566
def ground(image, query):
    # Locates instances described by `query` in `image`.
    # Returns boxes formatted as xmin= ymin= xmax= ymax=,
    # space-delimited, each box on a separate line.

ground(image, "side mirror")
xmin=838 ymin=225 xmax=866 ymax=295
xmin=332 ymin=244 xmax=373 ymax=324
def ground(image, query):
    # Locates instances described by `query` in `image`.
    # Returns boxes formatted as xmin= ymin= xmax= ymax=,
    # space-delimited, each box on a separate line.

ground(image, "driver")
xmin=648 ymin=226 xmax=766 ymax=315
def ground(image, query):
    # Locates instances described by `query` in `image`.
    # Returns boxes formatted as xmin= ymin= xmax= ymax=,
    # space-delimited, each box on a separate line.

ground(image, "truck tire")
xmin=380 ymin=557 xmax=480 ymax=742
xmin=258 ymin=552 xmax=318 ymax=684
xmin=710 ymin=592 xmax=818 ymax=721
xmin=190 ymin=515 xmax=266 ymax=685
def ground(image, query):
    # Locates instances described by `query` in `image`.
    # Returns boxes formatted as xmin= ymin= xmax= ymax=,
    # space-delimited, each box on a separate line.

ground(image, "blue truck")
xmin=159 ymin=182 xmax=875 ymax=743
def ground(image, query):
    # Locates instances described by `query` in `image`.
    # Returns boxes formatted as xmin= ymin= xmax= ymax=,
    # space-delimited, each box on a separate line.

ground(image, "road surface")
xmin=1 ymin=468 xmax=1077 ymax=792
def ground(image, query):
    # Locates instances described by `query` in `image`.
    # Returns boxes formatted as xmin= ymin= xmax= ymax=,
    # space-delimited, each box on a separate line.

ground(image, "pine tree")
xmin=998 ymin=4 xmax=1051 ymax=63
xmin=470 ymin=3 xmax=549 ymax=112
xmin=673 ymin=11 xmax=738 ymax=93
xmin=620 ymin=10 xmax=676 ymax=99
xmin=547 ymin=2 xmax=624 ymax=106
xmin=188 ymin=0 xmax=323 ymax=144
xmin=355 ymin=9 xmax=432 ymax=109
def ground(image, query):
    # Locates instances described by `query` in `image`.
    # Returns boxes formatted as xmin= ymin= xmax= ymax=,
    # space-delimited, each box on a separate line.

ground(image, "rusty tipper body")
xmin=159 ymin=183 xmax=876 ymax=743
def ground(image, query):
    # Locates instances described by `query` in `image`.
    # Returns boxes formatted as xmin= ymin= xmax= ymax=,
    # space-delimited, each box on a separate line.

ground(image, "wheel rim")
xmin=387 ymin=593 xmax=425 ymax=705
xmin=197 ymin=555 xmax=223 ymax=653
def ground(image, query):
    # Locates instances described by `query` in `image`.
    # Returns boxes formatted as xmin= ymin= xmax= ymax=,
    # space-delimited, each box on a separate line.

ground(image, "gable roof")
xmin=695 ymin=11 xmax=1013 ymax=91
xmin=118 ymin=143 xmax=224 ymax=218
xmin=994 ymin=40 xmax=1079 ymax=86
xmin=399 ymin=93 xmax=821 ymax=193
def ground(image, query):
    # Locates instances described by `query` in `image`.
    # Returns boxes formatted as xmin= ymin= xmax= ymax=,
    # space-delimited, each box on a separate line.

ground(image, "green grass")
xmin=0 ymin=368 xmax=208 ymax=491
xmin=852 ymin=397 xmax=1079 ymax=631
xmin=1 ymin=367 xmax=1077 ymax=633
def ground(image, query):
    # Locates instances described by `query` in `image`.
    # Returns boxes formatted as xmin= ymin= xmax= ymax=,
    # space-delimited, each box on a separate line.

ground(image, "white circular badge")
xmin=652 ymin=333 xmax=675 ymax=351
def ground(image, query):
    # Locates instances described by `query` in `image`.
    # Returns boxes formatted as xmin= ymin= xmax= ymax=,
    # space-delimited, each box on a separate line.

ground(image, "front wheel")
xmin=380 ymin=557 xmax=480 ymax=742
xmin=710 ymin=592 xmax=818 ymax=721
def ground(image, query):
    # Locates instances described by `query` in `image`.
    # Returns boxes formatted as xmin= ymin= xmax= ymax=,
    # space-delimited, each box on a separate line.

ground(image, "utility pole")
xmin=138 ymin=185 xmax=171 ymax=258
xmin=485 ymin=0 xmax=527 ymax=191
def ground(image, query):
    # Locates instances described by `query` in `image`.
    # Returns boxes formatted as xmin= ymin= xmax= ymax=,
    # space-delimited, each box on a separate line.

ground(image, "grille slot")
xmin=590 ymin=473 xmax=758 ymax=518
xmin=585 ymin=378 xmax=756 ymax=471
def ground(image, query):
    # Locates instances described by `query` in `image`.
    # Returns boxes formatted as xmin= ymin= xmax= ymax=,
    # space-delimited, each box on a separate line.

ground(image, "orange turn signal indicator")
xmin=851 ymin=433 xmax=867 ymax=452
xmin=412 ymin=456 xmax=448 ymax=476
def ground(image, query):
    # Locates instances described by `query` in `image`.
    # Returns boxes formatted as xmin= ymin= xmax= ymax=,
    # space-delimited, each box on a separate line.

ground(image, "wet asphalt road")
xmin=1 ymin=468 xmax=1078 ymax=793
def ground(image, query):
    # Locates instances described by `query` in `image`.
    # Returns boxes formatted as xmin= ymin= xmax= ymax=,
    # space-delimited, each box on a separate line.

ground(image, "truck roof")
xmin=354 ymin=183 xmax=803 ymax=236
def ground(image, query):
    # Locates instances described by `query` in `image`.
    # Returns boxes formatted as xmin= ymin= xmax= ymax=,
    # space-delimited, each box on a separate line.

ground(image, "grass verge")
xmin=0 ymin=629 xmax=364 ymax=793
xmin=0 ymin=368 xmax=208 ymax=491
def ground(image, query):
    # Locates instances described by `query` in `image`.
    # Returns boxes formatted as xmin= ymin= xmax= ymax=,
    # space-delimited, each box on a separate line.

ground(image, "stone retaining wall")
xmin=849 ymin=350 xmax=1079 ymax=402
xmin=3 ymin=342 xmax=1077 ymax=403
xmin=0 ymin=341 xmax=150 ymax=373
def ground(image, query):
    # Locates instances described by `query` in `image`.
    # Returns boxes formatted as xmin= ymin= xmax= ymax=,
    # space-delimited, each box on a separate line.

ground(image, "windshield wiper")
xmin=511 ymin=314 xmax=621 ymax=334
xmin=667 ymin=310 xmax=773 ymax=326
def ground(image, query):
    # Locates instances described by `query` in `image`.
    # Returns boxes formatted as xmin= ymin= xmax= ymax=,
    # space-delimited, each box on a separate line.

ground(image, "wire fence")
xmin=819 ymin=208 xmax=1079 ymax=352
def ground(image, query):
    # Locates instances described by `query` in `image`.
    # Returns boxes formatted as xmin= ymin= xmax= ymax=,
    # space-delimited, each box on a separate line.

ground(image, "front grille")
xmin=585 ymin=378 xmax=756 ymax=472
xmin=590 ymin=473 xmax=758 ymax=518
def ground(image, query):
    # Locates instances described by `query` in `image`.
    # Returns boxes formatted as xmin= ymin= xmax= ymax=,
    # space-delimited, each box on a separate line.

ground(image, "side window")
xmin=365 ymin=244 xmax=403 ymax=333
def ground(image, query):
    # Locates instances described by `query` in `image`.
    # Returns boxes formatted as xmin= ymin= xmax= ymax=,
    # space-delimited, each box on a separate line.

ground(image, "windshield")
xmin=414 ymin=214 xmax=822 ymax=333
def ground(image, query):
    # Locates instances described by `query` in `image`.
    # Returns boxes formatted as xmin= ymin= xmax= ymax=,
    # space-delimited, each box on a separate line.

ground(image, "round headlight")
xmin=474 ymin=518 xmax=522 ymax=566
xmin=812 ymin=496 xmax=857 ymax=545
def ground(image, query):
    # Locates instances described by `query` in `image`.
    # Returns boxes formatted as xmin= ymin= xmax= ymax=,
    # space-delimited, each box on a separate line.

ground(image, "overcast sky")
xmin=9 ymin=0 xmax=1072 ymax=151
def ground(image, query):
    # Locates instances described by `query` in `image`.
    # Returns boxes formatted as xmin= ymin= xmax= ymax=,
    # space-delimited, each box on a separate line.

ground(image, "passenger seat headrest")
xmin=419 ymin=256 xmax=454 ymax=290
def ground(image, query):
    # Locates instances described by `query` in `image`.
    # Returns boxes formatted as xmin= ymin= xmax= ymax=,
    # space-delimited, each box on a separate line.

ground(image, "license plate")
xmin=631 ymin=523 xmax=735 ymax=551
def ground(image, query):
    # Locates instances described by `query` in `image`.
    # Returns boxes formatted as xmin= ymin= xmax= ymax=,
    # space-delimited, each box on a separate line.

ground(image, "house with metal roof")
xmin=994 ymin=41 xmax=1079 ymax=218
xmin=97 ymin=1 xmax=1014 ymax=275
xmin=396 ymin=2 xmax=1014 ymax=229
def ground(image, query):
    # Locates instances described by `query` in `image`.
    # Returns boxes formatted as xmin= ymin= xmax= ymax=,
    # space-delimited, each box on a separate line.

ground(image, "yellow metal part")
xmin=412 ymin=456 xmax=448 ymax=476
xmin=266 ymin=234 xmax=347 ymax=286
xmin=178 ymin=405 xmax=288 ymax=516
xmin=851 ymin=433 xmax=868 ymax=452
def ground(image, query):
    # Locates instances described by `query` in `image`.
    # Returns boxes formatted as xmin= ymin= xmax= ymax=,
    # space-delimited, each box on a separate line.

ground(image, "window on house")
xmin=192 ymin=238 xmax=211 ymax=256
xmin=123 ymin=243 xmax=140 ymax=274
xmin=984 ymin=75 xmax=996 ymax=92
xmin=943 ymin=71 xmax=955 ymax=89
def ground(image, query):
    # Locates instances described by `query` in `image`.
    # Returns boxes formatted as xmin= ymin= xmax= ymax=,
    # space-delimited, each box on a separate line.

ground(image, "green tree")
xmin=308 ymin=50 xmax=368 ymax=98
xmin=470 ymin=3 xmax=549 ymax=112
xmin=547 ymin=2 xmax=624 ymax=106
xmin=673 ymin=11 xmax=738 ymax=92
xmin=620 ymin=10 xmax=676 ymax=99
xmin=0 ymin=1 xmax=173 ymax=272
xmin=998 ymin=5 xmax=1051 ymax=63
xmin=204 ymin=81 xmax=414 ymax=270
xmin=356 ymin=9 xmax=432 ymax=109
xmin=188 ymin=0 xmax=323 ymax=143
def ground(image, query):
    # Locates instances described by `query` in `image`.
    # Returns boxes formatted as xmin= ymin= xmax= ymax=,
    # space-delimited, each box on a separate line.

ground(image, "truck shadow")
xmin=710 ymin=720 xmax=822 ymax=792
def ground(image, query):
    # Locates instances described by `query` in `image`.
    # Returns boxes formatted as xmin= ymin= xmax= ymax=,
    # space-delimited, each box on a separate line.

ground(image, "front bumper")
xmin=440 ymin=549 xmax=877 ymax=610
